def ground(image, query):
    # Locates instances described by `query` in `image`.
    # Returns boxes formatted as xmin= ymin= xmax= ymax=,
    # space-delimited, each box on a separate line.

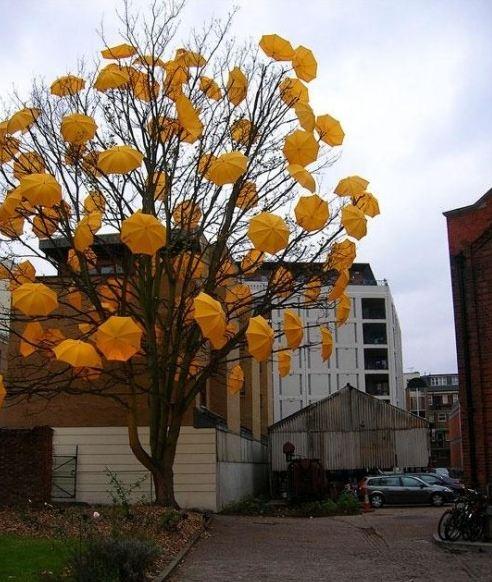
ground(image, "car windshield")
xmin=418 ymin=475 xmax=439 ymax=484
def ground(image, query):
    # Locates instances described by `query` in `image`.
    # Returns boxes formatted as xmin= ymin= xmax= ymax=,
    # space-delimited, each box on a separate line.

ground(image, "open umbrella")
xmin=51 ymin=75 xmax=85 ymax=97
xmin=320 ymin=326 xmax=333 ymax=361
xmin=292 ymin=45 xmax=317 ymax=82
xmin=279 ymin=78 xmax=309 ymax=107
xmin=304 ymin=277 xmax=321 ymax=303
xmin=32 ymin=208 xmax=59 ymax=239
xmin=225 ymin=284 xmax=252 ymax=314
xmin=246 ymin=315 xmax=274 ymax=362
xmin=11 ymin=260 xmax=35 ymax=285
xmin=316 ymin=114 xmax=345 ymax=146
xmin=241 ymin=249 xmax=264 ymax=275
xmin=172 ymin=200 xmax=202 ymax=229
xmin=259 ymin=34 xmax=294 ymax=61
xmin=0 ymin=135 xmax=20 ymax=163
xmin=12 ymin=282 xmax=58 ymax=316
xmin=61 ymin=113 xmax=97 ymax=145
xmin=94 ymin=64 xmax=130 ymax=91
xmin=334 ymin=176 xmax=369 ymax=197
xmin=207 ymin=151 xmax=248 ymax=186
xmin=101 ymin=43 xmax=137 ymax=59
xmin=248 ymin=212 xmax=290 ymax=254
xmin=173 ymin=251 xmax=206 ymax=280
xmin=0 ymin=212 xmax=24 ymax=238
xmin=54 ymin=339 xmax=102 ymax=368
xmin=228 ymin=364 xmax=244 ymax=395
xmin=7 ymin=108 xmax=41 ymax=134
xmin=287 ymin=164 xmax=316 ymax=193
xmin=133 ymin=54 xmax=166 ymax=67
xmin=0 ymin=376 xmax=6 ymax=409
xmin=342 ymin=204 xmax=367 ymax=240
xmin=295 ymin=102 xmax=316 ymax=132
xmin=13 ymin=151 xmax=45 ymax=179
xmin=175 ymin=49 xmax=207 ymax=67
xmin=95 ymin=316 xmax=143 ymax=361
xmin=283 ymin=130 xmax=319 ymax=167
xmin=336 ymin=293 xmax=351 ymax=326
xmin=20 ymin=174 xmax=62 ymax=207
xmin=193 ymin=292 xmax=227 ymax=340
xmin=120 ymin=211 xmax=166 ymax=255
xmin=98 ymin=145 xmax=143 ymax=174
xmin=230 ymin=119 xmax=256 ymax=145
xmin=294 ymin=194 xmax=329 ymax=231
xmin=149 ymin=172 xmax=168 ymax=201
xmin=227 ymin=67 xmax=247 ymax=106
xmin=271 ymin=266 xmax=293 ymax=298
xmin=199 ymin=76 xmax=222 ymax=100
xmin=176 ymin=94 xmax=203 ymax=141
xmin=284 ymin=309 xmax=303 ymax=349
xmin=83 ymin=191 xmax=106 ymax=214
xmin=74 ymin=211 xmax=102 ymax=252
xmin=278 ymin=350 xmax=292 ymax=378
xmin=328 ymin=269 xmax=349 ymax=301
xmin=236 ymin=181 xmax=258 ymax=210
xmin=66 ymin=289 xmax=83 ymax=311
xmin=197 ymin=153 xmax=216 ymax=179
xmin=355 ymin=192 xmax=380 ymax=218
xmin=328 ymin=239 xmax=356 ymax=271
xmin=19 ymin=321 xmax=44 ymax=357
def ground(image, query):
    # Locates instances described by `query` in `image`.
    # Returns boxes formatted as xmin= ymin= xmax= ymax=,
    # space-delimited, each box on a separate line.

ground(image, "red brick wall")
xmin=448 ymin=404 xmax=463 ymax=471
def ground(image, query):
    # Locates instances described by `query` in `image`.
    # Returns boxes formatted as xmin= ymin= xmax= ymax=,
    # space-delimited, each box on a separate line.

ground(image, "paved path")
xmin=171 ymin=507 xmax=492 ymax=581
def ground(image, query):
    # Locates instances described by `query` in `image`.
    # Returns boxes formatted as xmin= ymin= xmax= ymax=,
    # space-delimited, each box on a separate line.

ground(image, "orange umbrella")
xmin=336 ymin=293 xmax=351 ymax=326
xmin=94 ymin=64 xmax=130 ymax=91
xmin=127 ymin=68 xmax=160 ymax=101
xmin=101 ymin=43 xmax=137 ymax=59
xmin=278 ymin=350 xmax=292 ymax=377
xmin=341 ymin=204 xmax=367 ymax=240
xmin=259 ymin=34 xmax=294 ymax=61
xmin=287 ymin=164 xmax=316 ymax=193
xmin=316 ymin=114 xmax=344 ymax=146
xmin=98 ymin=145 xmax=143 ymax=174
xmin=248 ymin=212 xmax=290 ymax=254
xmin=228 ymin=364 xmax=244 ymax=395
xmin=246 ymin=315 xmax=274 ymax=362
xmin=227 ymin=67 xmax=248 ymax=106
xmin=241 ymin=249 xmax=264 ymax=275
xmin=292 ymin=45 xmax=317 ymax=82
xmin=230 ymin=119 xmax=256 ymax=145
xmin=53 ymin=339 xmax=102 ymax=368
xmin=149 ymin=172 xmax=168 ymax=201
xmin=7 ymin=108 xmax=41 ymax=134
xmin=163 ymin=59 xmax=189 ymax=85
xmin=61 ymin=113 xmax=97 ymax=145
xmin=0 ymin=135 xmax=20 ymax=163
xmin=133 ymin=54 xmax=166 ymax=67
xmin=207 ymin=152 xmax=248 ymax=186
xmin=13 ymin=151 xmax=45 ymax=179
xmin=51 ymin=75 xmax=85 ymax=97
xmin=328 ymin=239 xmax=356 ymax=271
xmin=284 ymin=309 xmax=303 ymax=349
xmin=120 ymin=211 xmax=167 ymax=255
xmin=95 ymin=316 xmax=143 ymax=361
xmin=283 ymin=130 xmax=319 ymax=167
xmin=225 ymin=284 xmax=252 ymax=313
xmin=294 ymin=194 xmax=329 ymax=231
xmin=355 ymin=192 xmax=380 ymax=218
xmin=173 ymin=251 xmax=206 ymax=280
xmin=74 ymin=211 xmax=102 ymax=251
xmin=20 ymin=173 xmax=62 ymax=207
xmin=328 ymin=269 xmax=350 ymax=301
xmin=11 ymin=260 xmax=35 ymax=285
xmin=12 ymin=282 xmax=58 ymax=316
xmin=334 ymin=176 xmax=369 ymax=197
xmin=32 ymin=208 xmax=59 ymax=238
xmin=236 ymin=181 xmax=258 ymax=210
xmin=83 ymin=191 xmax=106 ymax=214
xmin=304 ymin=277 xmax=321 ymax=303
xmin=0 ymin=212 xmax=24 ymax=238
xmin=199 ymin=76 xmax=222 ymax=100
xmin=279 ymin=78 xmax=309 ymax=107
xmin=176 ymin=94 xmax=203 ymax=141
xmin=295 ymin=102 xmax=316 ymax=132
xmin=19 ymin=321 xmax=44 ymax=357
xmin=193 ymin=292 xmax=226 ymax=340
xmin=0 ymin=375 xmax=6 ymax=409
xmin=172 ymin=200 xmax=202 ymax=229
xmin=175 ymin=48 xmax=207 ymax=67
xmin=41 ymin=328 xmax=65 ymax=352
xmin=271 ymin=266 xmax=294 ymax=298
xmin=66 ymin=288 xmax=83 ymax=311
xmin=320 ymin=326 xmax=333 ymax=361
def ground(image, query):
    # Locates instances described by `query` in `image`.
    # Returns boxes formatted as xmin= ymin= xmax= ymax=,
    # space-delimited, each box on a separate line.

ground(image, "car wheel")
xmin=431 ymin=493 xmax=445 ymax=507
xmin=370 ymin=493 xmax=384 ymax=508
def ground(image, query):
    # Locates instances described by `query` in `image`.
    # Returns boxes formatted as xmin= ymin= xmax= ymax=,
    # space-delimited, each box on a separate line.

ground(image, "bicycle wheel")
xmin=444 ymin=512 xmax=462 ymax=541
xmin=438 ymin=510 xmax=454 ymax=541
xmin=466 ymin=517 xmax=485 ymax=542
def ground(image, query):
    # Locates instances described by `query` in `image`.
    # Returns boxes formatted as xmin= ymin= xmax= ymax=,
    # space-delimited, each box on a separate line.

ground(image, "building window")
xmin=442 ymin=394 xmax=448 ymax=405
xmin=363 ymin=323 xmax=387 ymax=345
xmin=452 ymin=376 xmax=458 ymax=385
xmin=428 ymin=396 xmax=433 ymax=405
xmin=438 ymin=413 xmax=447 ymax=422
xmin=365 ymin=374 xmax=389 ymax=396
xmin=361 ymin=298 xmax=386 ymax=320
xmin=364 ymin=348 xmax=388 ymax=370
xmin=452 ymin=394 xmax=458 ymax=403
xmin=427 ymin=413 xmax=434 ymax=422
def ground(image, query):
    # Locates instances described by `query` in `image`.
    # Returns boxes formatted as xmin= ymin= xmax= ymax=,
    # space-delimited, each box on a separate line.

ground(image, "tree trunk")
xmin=152 ymin=463 xmax=179 ymax=508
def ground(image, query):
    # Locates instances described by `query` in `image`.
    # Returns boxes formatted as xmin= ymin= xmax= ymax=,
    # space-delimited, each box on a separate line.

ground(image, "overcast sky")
xmin=1 ymin=0 xmax=491 ymax=374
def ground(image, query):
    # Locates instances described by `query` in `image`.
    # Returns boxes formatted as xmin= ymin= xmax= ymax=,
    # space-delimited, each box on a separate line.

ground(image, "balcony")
xmin=363 ymin=322 xmax=387 ymax=345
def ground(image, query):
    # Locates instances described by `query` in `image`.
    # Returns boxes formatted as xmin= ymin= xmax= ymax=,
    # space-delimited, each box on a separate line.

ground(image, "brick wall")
xmin=0 ymin=426 xmax=53 ymax=505
xmin=448 ymin=404 xmax=463 ymax=471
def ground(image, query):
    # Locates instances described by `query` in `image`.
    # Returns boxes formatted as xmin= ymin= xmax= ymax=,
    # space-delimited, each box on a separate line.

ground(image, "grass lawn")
xmin=0 ymin=535 xmax=75 ymax=581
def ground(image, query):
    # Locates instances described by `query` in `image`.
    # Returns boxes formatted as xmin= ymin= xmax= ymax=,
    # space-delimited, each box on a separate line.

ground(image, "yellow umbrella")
xmin=316 ymin=114 xmax=344 ymax=146
xmin=334 ymin=176 xmax=369 ymax=197
xmin=225 ymin=284 xmax=252 ymax=313
xmin=53 ymin=339 xmax=102 ymax=368
xmin=217 ymin=257 xmax=237 ymax=286
xmin=74 ymin=211 xmax=102 ymax=252
xmin=149 ymin=172 xmax=168 ymax=201
xmin=199 ymin=76 xmax=222 ymax=100
xmin=94 ymin=64 xmax=130 ymax=91
xmin=283 ymin=130 xmax=319 ymax=167
xmin=98 ymin=145 xmax=143 ymax=174
xmin=336 ymin=293 xmax=351 ymax=326
xmin=133 ymin=54 xmax=166 ymax=67
xmin=341 ymin=204 xmax=367 ymax=240
xmin=241 ymin=249 xmax=264 ymax=275
xmin=173 ymin=251 xmax=206 ymax=280
xmin=328 ymin=269 xmax=350 ymax=301
xmin=61 ymin=113 xmax=97 ymax=145
xmin=176 ymin=94 xmax=203 ymax=141
xmin=0 ymin=375 xmax=6 ymax=409
xmin=0 ymin=136 xmax=20 ymax=163
xmin=207 ymin=151 xmax=248 ymax=186
xmin=227 ymin=364 xmax=244 ymax=395
xmin=11 ymin=260 xmax=35 ymax=285
xmin=295 ymin=102 xmax=316 ymax=132
xmin=248 ymin=212 xmax=290 ymax=254
xmin=230 ymin=119 xmax=256 ymax=145
xmin=175 ymin=48 xmax=207 ymax=67
xmin=120 ymin=211 xmax=166 ymax=255
xmin=227 ymin=67 xmax=248 ymax=106
xmin=13 ymin=151 xmax=45 ymax=179
xmin=0 ymin=213 xmax=24 ymax=238
xmin=32 ymin=208 xmax=59 ymax=239
xmin=83 ymin=191 xmax=106 ymax=214
xmin=304 ymin=277 xmax=321 ymax=303
xmin=236 ymin=181 xmax=258 ymax=210
xmin=292 ymin=45 xmax=317 ymax=82
xmin=66 ymin=288 xmax=83 ymax=310
xmin=101 ymin=43 xmax=137 ymax=59
xmin=51 ymin=75 xmax=85 ymax=97
xmin=279 ymin=78 xmax=309 ymax=107
xmin=284 ymin=309 xmax=303 ymax=349
xmin=172 ymin=200 xmax=202 ymax=229
xmin=278 ymin=350 xmax=292 ymax=377
xmin=287 ymin=164 xmax=316 ymax=193
xmin=320 ymin=326 xmax=333 ymax=361
xmin=163 ymin=59 xmax=189 ymax=85
xmin=12 ymin=282 xmax=58 ymax=316
xmin=356 ymin=192 xmax=380 ymax=218
xmin=95 ymin=316 xmax=143 ymax=361
xmin=148 ymin=116 xmax=180 ymax=142
xmin=271 ymin=266 xmax=293 ymax=298
xmin=328 ymin=239 xmax=356 ymax=271
xmin=294 ymin=194 xmax=329 ymax=231
xmin=7 ymin=108 xmax=41 ymax=134
xmin=20 ymin=174 xmax=62 ymax=207
xmin=41 ymin=328 xmax=65 ymax=351
xmin=246 ymin=315 xmax=274 ymax=362
xmin=19 ymin=321 xmax=44 ymax=357
xmin=193 ymin=292 xmax=226 ymax=340
xmin=127 ymin=68 xmax=160 ymax=101
xmin=259 ymin=34 xmax=294 ymax=61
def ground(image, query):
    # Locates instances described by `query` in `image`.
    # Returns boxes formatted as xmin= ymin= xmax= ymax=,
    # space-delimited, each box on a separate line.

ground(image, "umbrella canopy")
xmin=66 ymin=289 xmax=83 ymax=310
xmin=53 ymin=339 xmax=102 ymax=368
xmin=20 ymin=321 xmax=44 ymax=357
xmin=83 ymin=191 xmax=106 ymax=214
xmin=278 ymin=350 xmax=292 ymax=378
xmin=73 ymin=211 xmax=102 ymax=252
xmin=101 ymin=43 xmax=137 ymax=59
xmin=355 ymin=192 xmax=380 ymax=218
xmin=279 ymin=78 xmax=309 ymax=107
xmin=304 ymin=277 xmax=321 ymax=303
xmin=284 ymin=309 xmax=304 ymax=349
xmin=271 ymin=266 xmax=294 ymax=298
xmin=175 ymin=48 xmax=207 ymax=67
xmin=236 ymin=181 xmax=258 ymax=210
xmin=11 ymin=260 xmax=35 ymax=285
xmin=176 ymin=94 xmax=203 ymax=141
xmin=259 ymin=34 xmax=294 ymax=61
xmin=12 ymin=282 xmax=58 ymax=316
xmin=227 ymin=67 xmax=248 ymax=106
xmin=61 ymin=113 xmax=97 ymax=145
xmin=341 ymin=204 xmax=367 ymax=240
xmin=0 ymin=135 xmax=20 ymax=163
xmin=287 ymin=164 xmax=316 ymax=193
xmin=227 ymin=364 xmax=244 ymax=395
xmin=163 ymin=59 xmax=189 ymax=86
xmin=225 ymin=284 xmax=252 ymax=313
xmin=0 ymin=213 xmax=24 ymax=238
xmin=328 ymin=269 xmax=350 ymax=301
xmin=95 ymin=316 xmax=143 ymax=361
xmin=7 ymin=108 xmax=41 ymax=134
xmin=20 ymin=173 xmax=62 ymax=207
xmin=328 ymin=239 xmax=356 ymax=271
xmin=283 ymin=130 xmax=319 ymax=167
xmin=241 ymin=249 xmax=264 ymax=275
xmin=133 ymin=54 xmax=166 ymax=67
xmin=336 ymin=293 xmax=351 ymax=326
xmin=316 ymin=114 xmax=345 ymax=146
xmin=197 ymin=153 xmax=216 ymax=179
xmin=248 ymin=212 xmax=290 ymax=254
xmin=199 ymin=76 xmax=222 ymax=100
xmin=172 ymin=200 xmax=202 ymax=229
xmin=320 ymin=326 xmax=333 ymax=361
xmin=0 ymin=375 xmax=6 ymax=409
xmin=98 ymin=145 xmax=143 ymax=174
xmin=173 ymin=251 xmax=206 ymax=280
xmin=94 ymin=64 xmax=130 ymax=91
xmin=246 ymin=315 xmax=274 ymax=362
xmin=32 ymin=208 xmax=59 ymax=239
xmin=292 ymin=45 xmax=317 ymax=82
xmin=51 ymin=75 xmax=85 ymax=97
xmin=150 ymin=172 xmax=168 ymax=201
xmin=294 ymin=194 xmax=329 ymax=231
xmin=13 ymin=151 xmax=45 ymax=179
xmin=334 ymin=176 xmax=369 ymax=197
xmin=207 ymin=151 xmax=248 ymax=186
xmin=230 ymin=119 xmax=256 ymax=145
xmin=295 ymin=102 xmax=316 ymax=132
xmin=193 ymin=292 xmax=227 ymax=340
xmin=120 ymin=211 xmax=167 ymax=255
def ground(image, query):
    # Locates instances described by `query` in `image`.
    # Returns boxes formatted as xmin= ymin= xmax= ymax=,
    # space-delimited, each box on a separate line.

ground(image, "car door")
xmin=378 ymin=476 xmax=404 ymax=504
xmin=400 ymin=476 xmax=429 ymax=504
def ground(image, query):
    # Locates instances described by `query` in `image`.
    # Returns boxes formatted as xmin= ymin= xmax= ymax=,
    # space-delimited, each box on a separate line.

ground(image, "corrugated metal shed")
xmin=269 ymin=386 xmax=429 ymax=471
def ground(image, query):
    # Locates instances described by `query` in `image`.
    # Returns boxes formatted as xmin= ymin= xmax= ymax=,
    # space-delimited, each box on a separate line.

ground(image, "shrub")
xmin=336 ymin=491 xmax=361 ymax=515
xmin=290 ymin=499 xmax=338 ymax=517
xmin=159 ymin=509 xmax=183 ymax=532
xmin=221 ymin=497 xmax=269 ymax=515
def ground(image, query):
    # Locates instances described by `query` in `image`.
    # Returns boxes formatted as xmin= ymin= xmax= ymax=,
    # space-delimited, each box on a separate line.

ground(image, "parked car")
xmin=407 ymin=472 xmax=464 ymax=494
xmin=361 ymin=474 xmax=455 ymax=508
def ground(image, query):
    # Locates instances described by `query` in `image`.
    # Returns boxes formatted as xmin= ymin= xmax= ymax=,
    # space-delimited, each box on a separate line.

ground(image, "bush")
xmin=290 ymin=499 xmax=338 ymax=517
xmin=159 ymin=509 xmax=183 ymax=532
xmin=68 ymin=537 xmax=159 ymax=582
xmin=336 ymin=491 xmax=361 ymax=515
xmin=221 ymin=497 xmax=269 ymax=515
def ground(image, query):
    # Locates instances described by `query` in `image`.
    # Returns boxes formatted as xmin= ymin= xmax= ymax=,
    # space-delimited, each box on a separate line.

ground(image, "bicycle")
xmin=437 ymin=489 xmax=487 ymax=542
